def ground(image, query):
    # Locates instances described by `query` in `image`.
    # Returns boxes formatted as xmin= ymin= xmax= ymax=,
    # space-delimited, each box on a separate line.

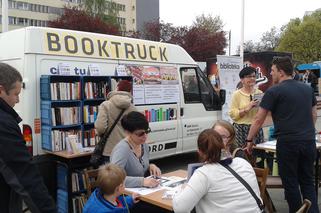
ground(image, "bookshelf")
xmin=40 ymin=75 xmax=132 ymax=213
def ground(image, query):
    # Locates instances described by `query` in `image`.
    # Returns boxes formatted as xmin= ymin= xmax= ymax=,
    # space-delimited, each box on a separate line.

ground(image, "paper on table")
xmin=125 ymin=186 xmax=163 ymax=196
xmin=125 ymin=176 xmax=186 ymax=196
xmin=263 ymin=140 xmax=276 ymax=146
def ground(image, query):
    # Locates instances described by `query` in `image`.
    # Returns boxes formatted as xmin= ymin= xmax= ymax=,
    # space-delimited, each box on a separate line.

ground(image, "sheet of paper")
xmin=125 ymin=186 xmax=163 ymax=196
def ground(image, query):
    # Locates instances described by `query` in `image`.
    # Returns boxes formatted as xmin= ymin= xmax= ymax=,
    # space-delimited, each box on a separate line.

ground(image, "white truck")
xmin=0 ymin=27 xmax=225 ymax=161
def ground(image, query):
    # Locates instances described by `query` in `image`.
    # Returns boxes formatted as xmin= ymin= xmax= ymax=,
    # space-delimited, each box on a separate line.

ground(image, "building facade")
xmin=0 ymin=0 xmax=159 ymax=33
xmin=136 ymin=0 xmax=159 ymax=32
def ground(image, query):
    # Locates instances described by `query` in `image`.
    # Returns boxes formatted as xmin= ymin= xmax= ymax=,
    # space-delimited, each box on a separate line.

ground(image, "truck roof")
xmin=0 ymin=27 xmax=196 ymax=65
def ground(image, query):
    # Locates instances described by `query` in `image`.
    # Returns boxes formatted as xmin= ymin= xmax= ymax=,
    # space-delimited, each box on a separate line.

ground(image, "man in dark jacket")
xmin=0 ymin=63 xmax=56 ymax=213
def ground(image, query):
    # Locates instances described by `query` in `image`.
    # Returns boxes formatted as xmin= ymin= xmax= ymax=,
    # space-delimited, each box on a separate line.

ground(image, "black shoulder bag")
xmin=90 ymin=109 xmax=125 ymax=167
xmin=220 ymin=163 xmax=266 ymax=213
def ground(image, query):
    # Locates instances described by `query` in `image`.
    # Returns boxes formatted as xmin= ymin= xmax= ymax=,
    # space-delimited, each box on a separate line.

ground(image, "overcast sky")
xmin=159 ymin=0 xmax=321 ymax=55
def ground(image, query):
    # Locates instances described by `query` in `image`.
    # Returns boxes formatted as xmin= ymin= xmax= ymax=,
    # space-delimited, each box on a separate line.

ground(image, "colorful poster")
xmin=217 ymin=55 xmax=243 ymax=121
xmin=126 ymin=65 xmax=179 ymax=105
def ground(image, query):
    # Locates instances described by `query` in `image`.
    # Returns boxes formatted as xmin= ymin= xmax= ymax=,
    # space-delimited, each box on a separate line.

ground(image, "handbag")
xmin=90 ymin=109 xmax=125 ymax=167
xmin=220 ymin=162 xmax=266 ymax=213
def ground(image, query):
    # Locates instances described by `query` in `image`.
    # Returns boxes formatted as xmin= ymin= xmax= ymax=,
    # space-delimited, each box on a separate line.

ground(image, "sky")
xmin=159 ymin=0 xmax=321 ymax=55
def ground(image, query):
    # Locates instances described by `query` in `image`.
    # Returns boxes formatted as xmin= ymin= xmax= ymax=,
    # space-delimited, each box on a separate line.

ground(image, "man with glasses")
xmin=246 ymin=56 xmax=318 ymax=212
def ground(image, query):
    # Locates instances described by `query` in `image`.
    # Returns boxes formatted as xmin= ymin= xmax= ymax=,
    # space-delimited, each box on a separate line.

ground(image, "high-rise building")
xmin=0 ymin=0 xmax=159 ymax=33
xmin=136 ymin=0 xmax=159 ymax=32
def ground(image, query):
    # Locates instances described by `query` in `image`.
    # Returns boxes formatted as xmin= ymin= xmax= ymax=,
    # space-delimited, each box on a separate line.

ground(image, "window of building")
xmin=132 ymin=5 xmax=135 ymax=10
xmin=9 ymin=17 xmax=17 ymax=25
xmin=132 ymin=19 xmax=135 ymax=24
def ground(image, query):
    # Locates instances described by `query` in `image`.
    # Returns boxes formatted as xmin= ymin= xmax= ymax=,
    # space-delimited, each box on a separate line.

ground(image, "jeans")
xmin=276 ymin=139 xmax=319 ymax=213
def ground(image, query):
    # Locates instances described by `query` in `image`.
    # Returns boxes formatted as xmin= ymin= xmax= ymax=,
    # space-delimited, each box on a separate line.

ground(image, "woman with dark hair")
xmin=173 ymin=129 xmax=261 ymax=213
xmin=110 ymin=111 xmax=161 ymax=188
xmin=229 ymin=66 xmax=264 ymax=148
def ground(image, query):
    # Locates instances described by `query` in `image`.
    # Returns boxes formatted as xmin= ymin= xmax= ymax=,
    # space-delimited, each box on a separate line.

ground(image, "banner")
xmin=217 ymin=55 xmax=243 ymax=121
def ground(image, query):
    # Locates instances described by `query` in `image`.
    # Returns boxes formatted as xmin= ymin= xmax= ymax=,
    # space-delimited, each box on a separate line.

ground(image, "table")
xmin=125 ymin=169 xmax=187 ymax=211
xmin=254 ymin=140 xmax=321 ymax=197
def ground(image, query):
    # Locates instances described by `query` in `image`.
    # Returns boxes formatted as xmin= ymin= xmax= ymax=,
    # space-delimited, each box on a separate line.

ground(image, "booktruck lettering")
xmin=46 ymin=32 xmax=168 ymax=62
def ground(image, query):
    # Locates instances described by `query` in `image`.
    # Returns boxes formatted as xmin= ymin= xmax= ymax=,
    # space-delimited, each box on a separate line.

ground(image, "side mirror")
xmin=219 ymin=89 xmax=226 ymax=106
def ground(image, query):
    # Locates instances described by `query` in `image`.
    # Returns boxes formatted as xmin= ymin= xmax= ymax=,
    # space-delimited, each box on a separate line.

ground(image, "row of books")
xmin=83 ymin=105 xmax=99 ymax=124
xmin=51 ymin=130 xmax=82 ymax=152
xmin=51 ymin=107 xmax=80 ymax=126
xmin=50 ymin=82 xmax=81 ymax=101
xmin=72 ymin=194 xmax=87 ymax=213
xmin=144 ymin=107 xmax=177 ymax=122
xmin=84 ymin=81 xmax=109 ymax=99
xmin=83 ymin=129 xmax=100 ymax=147
xmin=71 ymin=170 xmax=87 ymax=192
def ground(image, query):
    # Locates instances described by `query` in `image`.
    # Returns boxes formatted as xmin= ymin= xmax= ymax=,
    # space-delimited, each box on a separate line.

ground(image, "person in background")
xmin=228 ymin=66 xmax=265 ymax=167
xmin=212 ymin=120 xmax=248 ymax=161
xmin=110 ymin=111 xmax=161 ymax=188
xmin=0 ymin=63 xmax=56 ymax=213
xmin=173 ymin=129 xmax=261 ymax=213
xmin=95 ymin=80 xmax=136 ymax=163
xmin=246 ymin=56 xmax=319 ymax=212
xmin=83 ymin=163 xmax=139 ymax=213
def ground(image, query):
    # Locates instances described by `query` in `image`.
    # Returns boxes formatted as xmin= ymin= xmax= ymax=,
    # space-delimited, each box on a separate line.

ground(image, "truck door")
xmin=179 ymin=67 xmax=222 ymax=152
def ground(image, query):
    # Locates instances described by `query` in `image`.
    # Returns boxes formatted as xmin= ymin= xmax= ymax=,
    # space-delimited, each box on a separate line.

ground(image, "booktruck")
xmin=0 ymin=27 xmax=225 ymax=160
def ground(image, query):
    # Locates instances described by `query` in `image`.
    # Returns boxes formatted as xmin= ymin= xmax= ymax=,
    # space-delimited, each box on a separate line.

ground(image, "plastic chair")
xmin=296 ymin=199 xmax=311 ymax=213
xmin=84 ymin=169 xmax=99 ymax=198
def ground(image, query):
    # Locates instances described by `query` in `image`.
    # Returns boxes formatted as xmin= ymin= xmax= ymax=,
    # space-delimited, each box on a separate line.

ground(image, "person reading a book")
xmin=95 ymin=80 xmax=137 ymax=164
xmin=173 ymin=129 xmax=261 ymax=213
xmin=228 ymin=66 xmax=265 ymax=168
xmin=110 ymin=111 xmax=161 ymax=188
xmin=0 ymin=63 xmax=56 ymax=212
xmin=83 ymin=163 xmax=139 ymax=213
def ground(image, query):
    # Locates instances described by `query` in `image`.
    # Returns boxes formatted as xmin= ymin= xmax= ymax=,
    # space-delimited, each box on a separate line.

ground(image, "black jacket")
xmin=0 ymin=98 xmax=56 ymax=213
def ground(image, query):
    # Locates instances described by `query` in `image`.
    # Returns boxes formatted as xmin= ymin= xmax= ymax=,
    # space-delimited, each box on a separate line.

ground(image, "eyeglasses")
xmin=134 ymin=128 xmax=151 ymax=137
xmin=244 ymin=74 xmax=256 ymax=79
xmin=219 ymin=134 xmax=230 ymax=140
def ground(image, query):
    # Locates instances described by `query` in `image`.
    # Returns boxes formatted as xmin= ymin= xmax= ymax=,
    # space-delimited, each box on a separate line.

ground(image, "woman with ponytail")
xmin=173 ymin=129 xmax=261 ymax=213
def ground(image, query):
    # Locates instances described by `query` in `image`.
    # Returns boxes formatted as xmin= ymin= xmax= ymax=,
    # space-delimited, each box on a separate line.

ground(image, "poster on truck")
xmin=124 ymin=65 xmax=180 ymax=105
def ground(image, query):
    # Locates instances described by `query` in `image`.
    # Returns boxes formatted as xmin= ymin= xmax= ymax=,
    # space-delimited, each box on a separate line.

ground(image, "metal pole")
xmin=229 ymin=30 xmax=231 ymax=56
xmin=2 ymin=0 xmax=9 ymax=32
xmin=240 ymin=0 xmax=245 ymax=58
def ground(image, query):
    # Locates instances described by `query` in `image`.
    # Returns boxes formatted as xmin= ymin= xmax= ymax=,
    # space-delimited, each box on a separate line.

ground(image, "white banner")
xmin=217 ymin=55 xmax=243 ymax=122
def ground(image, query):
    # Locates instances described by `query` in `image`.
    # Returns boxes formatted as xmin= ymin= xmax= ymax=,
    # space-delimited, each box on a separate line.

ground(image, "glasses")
xmin=134 ymin=128 xmax=151 ymax=137
xmin=219 ymin=134 xmax=230 ymax=140
xmin=244 ymin=74 xmax=256 ymax=79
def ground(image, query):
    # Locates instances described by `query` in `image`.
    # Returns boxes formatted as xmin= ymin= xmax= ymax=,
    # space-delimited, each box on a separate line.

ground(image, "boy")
xmin=83 ymin=164 xmax=139 ymax=213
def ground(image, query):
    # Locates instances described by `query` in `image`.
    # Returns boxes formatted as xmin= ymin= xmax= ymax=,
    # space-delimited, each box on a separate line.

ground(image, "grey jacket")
xmin=110 ymin=139 xmax=150 ymax=187
xmin=94 ymin=91 xmax=136 ymax=156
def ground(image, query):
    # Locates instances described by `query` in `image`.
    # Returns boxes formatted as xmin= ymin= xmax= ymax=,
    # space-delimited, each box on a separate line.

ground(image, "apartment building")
xmin=0 ymin=0 xmax=158 ymax=33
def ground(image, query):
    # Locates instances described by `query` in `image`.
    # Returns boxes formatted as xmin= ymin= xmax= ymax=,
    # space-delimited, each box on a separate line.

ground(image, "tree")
xmin=82 ymin=0 xmax=120 ymax=30
xmin=48 ymin=7 xmax=120 ymax=35
xmin=182 ymin=27 xmax=226 ymax=61
xmin=192 ymin=14 xmax=224 ymax=33
xmin=259 ymin=26 xmax=281 ymax=51
xmin=138 ymin=14 xmax=227 ymax=61
xmin=277 ymin=10 xmax=321 ymax=63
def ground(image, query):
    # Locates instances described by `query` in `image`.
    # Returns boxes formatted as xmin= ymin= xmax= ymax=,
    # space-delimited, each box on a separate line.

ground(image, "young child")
xmin=83 ymin=163 xmax=139 ymax=213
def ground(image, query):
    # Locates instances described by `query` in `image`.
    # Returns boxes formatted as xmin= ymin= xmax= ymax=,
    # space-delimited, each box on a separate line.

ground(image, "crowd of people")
xmin=0 ymin=56 xmax=319 ymax=213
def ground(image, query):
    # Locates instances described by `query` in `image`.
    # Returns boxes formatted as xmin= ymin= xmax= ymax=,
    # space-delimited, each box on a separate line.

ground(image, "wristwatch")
xmin=245 ymin=139 xmax=253 ymax=143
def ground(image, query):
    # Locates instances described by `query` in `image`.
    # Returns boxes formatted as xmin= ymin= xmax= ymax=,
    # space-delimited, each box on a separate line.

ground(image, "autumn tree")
xmin=277 ymin=10 xmax=321 ymax=62
xmin=48 ymin=7 xmax=120 ymax=35
xmin=139 ymin=14 xmax=227 ymax=61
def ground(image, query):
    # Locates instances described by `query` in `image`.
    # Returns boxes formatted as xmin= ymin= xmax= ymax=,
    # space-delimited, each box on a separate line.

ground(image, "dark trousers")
xmin=276 ymin=139 xmax=319 ymax=213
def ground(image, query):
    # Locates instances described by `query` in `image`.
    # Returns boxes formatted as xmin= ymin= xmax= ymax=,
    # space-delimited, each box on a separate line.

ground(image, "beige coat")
xmin=94 ymin=91 xmax=136 ymax=156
